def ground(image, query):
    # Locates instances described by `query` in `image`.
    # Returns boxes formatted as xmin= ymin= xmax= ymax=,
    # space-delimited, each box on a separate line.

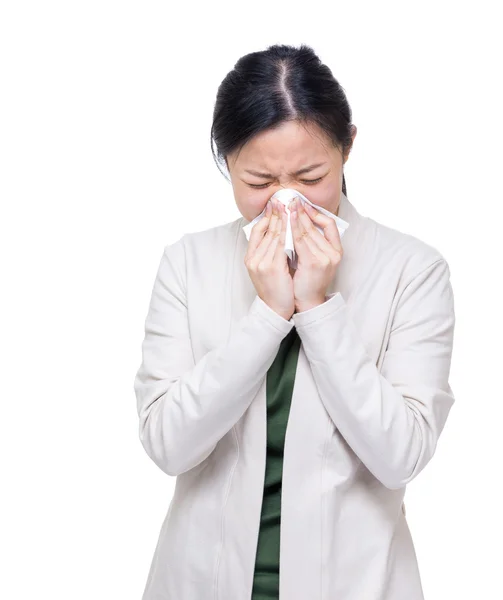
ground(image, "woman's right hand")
xmin=244 ymin=197 xmax=295 ymax=321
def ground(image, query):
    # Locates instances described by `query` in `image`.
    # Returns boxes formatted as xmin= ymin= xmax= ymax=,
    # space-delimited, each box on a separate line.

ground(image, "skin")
xmin=226 ymin=119 xmax=357 ymax=314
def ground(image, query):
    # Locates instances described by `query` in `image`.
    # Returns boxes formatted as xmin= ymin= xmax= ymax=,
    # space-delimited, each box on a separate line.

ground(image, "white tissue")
xmin=242 ymin=188 xmax=350 ymax=270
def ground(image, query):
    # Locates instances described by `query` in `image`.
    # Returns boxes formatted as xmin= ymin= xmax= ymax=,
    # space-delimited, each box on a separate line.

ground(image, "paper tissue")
xmin=242 ymin=188 xmax=350 ymax=270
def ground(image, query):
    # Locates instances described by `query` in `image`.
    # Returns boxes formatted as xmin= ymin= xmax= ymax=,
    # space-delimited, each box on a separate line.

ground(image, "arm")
xmin=291 ymin=258 xmax=456 ymax=490
xmin=133 ymin=238 xmax=294 ymax=477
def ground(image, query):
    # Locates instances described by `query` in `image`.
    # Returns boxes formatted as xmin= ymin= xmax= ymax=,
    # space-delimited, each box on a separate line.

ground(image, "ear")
xmin=350 ymin=124 xmax=358 ymax=144
xmin=343 ymin=125 xmax=358 ymax=163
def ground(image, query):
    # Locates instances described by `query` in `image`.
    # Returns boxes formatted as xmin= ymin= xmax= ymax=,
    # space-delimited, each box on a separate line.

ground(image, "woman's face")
xmin=226 ymin=119 xmax=356 ymax=222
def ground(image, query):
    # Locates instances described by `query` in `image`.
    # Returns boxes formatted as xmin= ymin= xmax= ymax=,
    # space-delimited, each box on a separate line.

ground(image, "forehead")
xmin=231 ymin=120 xmax=338 ymax=170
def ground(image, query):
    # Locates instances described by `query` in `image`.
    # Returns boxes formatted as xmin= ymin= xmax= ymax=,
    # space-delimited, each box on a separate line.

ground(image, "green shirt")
xmin=251 ymin=326 xmax=302 ymax=599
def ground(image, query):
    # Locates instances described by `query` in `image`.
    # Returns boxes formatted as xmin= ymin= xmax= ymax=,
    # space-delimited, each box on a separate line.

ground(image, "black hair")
xmin=210 ymin=43 xmax=355 ymax=197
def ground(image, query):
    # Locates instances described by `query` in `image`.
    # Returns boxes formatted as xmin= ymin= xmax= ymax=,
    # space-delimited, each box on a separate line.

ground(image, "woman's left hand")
xmin=290 ymin=198 xmax=344 ymax=313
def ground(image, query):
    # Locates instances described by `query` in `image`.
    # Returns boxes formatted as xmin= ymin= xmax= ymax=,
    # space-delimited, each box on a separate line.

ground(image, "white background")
xmin=1 ymin=1 xmax=501 ymax=598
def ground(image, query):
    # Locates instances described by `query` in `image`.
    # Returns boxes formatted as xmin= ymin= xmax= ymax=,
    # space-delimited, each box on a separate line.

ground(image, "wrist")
xmin=295 ymin=297 xmax=326 ymax=314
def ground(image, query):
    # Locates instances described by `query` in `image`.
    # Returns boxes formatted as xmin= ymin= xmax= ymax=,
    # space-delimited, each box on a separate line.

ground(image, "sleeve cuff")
xmin=292 ymin=292 xmax=346 ymax=328
xmin=249 ymin=295 xmax=296 ymax=335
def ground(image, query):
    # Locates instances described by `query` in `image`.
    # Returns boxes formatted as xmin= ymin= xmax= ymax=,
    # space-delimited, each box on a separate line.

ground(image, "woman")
xmin=134 ymin=44 xmax=455 ymax=600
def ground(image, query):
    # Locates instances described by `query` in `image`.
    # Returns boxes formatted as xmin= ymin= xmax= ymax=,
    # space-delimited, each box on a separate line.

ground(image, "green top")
xmin=251 ymin=326 xmax=302 ymax=599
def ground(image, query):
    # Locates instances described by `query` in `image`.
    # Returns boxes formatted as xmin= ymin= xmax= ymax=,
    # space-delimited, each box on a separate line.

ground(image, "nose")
xmin=271 ymin=187 xmax=301 ymax=211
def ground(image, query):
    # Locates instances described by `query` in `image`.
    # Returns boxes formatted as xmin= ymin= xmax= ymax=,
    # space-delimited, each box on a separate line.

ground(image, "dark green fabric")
xmin=251 ymin=326 xmax=302 ymax=599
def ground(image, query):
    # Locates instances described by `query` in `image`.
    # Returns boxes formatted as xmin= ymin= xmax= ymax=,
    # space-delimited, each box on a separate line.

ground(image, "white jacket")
xmin=133 ymin=191 xmax=456 ymax=600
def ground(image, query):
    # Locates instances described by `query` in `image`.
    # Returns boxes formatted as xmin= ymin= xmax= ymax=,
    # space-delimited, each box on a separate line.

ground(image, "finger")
xmin=298 ymin=202 xmax=329 ymax=245
xmin=297 ymin=202 xmax=333 ymax=256
xmin=302 ymin=202 xmax=342 ymax=251
xmin=263 ymin=202 xmax=286 ymax=265
xmin=296 ymin=202 xmax=341 ymax=263
xmin=272 ymin=204 xmax=289 ymax=265
xmin=291 ymin=203 xmax=327 ymax=263
xmin=246 ymin=200 xmax=272 ymax=254
xmin=251 ymin=198 xmax=282 ymax=264
xmin=290 ymin=204 xmax=316 ymax=261
xmin=246 ymin=200 xmax=276 ymax=257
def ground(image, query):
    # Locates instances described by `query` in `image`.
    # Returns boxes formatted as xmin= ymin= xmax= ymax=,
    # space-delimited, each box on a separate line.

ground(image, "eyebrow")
xmin=244 ymin=162 xmax=327 ymax=179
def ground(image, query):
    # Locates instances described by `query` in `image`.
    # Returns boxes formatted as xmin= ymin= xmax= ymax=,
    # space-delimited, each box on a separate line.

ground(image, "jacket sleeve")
xmin=291 ymin=257 xmax=456 ymax=490
xmin=133 ymin=238 xmax=295 ymax=477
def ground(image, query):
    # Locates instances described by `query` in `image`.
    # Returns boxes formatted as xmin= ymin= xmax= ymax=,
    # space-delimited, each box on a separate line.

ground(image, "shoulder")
xmin=181 ymin=217 xmax=242 ymax=251
xmin=162 ymin=216 xmax=242 ymax=267
xmin=364 ymin=213 xmax=451 ymax=287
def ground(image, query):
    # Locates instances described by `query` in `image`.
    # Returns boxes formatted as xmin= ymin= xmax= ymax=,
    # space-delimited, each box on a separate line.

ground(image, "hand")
xmin=245 ymin=197 xmax=295 ymax=321
xmin=289 ymin=198 xmax=343 ymax=313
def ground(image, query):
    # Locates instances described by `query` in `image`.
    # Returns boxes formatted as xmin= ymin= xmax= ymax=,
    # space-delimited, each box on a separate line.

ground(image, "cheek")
xmin=236 ymin=190 xmax=271 ymax=220
xmin=302 ymin=180 xmax=337 ymax=209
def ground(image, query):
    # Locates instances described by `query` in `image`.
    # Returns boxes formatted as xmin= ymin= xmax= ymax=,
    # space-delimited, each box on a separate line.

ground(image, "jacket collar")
xmin=231 ymin=191 xmax=368 ymax=326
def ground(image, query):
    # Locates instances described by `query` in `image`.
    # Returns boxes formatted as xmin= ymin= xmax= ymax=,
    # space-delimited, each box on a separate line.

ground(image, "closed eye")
xmin=247 ymin=177 xmax=324 ymax=189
